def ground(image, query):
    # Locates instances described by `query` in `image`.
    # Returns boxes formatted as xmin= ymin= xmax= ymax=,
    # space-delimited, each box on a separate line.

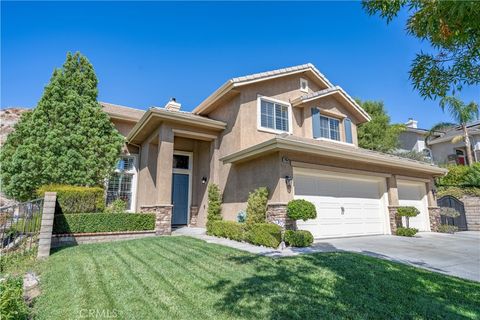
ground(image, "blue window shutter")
xmin=311 ymin=108 xmax=321 ymax=138
xmin=345 ymin=118 xmax=353 ymax=143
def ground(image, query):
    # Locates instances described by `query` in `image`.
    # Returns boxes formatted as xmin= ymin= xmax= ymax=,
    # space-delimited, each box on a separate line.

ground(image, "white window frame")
xmin=172 ymin=150 xmax=193 ymax=225
xmin=108 ymin=154 xmax=138 ymax=212
xmin=257 ymin=95 xmax=293 ymax=135
xmin=300 ymin=78 xmax=309 ymax=93
xmin=318 ymin=114 xmax=341 ymax=141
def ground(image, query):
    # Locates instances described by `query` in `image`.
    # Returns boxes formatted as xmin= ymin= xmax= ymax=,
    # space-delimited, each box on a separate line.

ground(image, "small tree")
xmin=440 ymin=207 xmax=461 ymax=226
xmin=397 ymin=206 xmax=420 ymax=228
xmin=246 ymin=187 xmax=269 ymax=225
xmin=207 ymin=184 xmax=222 ymax=223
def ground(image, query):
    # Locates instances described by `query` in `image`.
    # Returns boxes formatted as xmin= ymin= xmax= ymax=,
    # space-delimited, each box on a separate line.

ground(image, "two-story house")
xmin=102 ymin=64 xmax=446 ymax=239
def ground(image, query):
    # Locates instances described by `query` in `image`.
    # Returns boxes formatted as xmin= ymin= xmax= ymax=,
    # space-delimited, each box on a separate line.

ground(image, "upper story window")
xmin=300 ymin=78 xmax=309 ymax=93
xmin=258 ymin=96 xmax=291 ymax=133
xmin=319 ymin=115 xmax=340 ymax=141
xmin=344 ymin=118 xmax=353 ymax=144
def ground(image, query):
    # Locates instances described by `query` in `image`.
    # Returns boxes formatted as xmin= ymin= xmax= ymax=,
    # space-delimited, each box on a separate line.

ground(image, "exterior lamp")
xmin=201 ymin=177 xmax=208 ymax=184
xmin=285 ymin=176 xmax=293 ymax=188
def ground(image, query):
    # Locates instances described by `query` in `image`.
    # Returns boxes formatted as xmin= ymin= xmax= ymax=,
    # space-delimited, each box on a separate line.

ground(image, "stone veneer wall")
xmin=266 ymin=203 xmax=295 ymax=230
xmin=428 ymin=207 xmax=441 ymax=232
xmin=388 ymin=206 xmax=402 ymax=234
xmin=140 ymin=205 xmax=173 ymax=235
xmin=461 ymin=196 xmax=480 ymax=231
xmin=51 ymin=231 xmax=156 ymax=248
xmin=190 ymin=206 xmax=199 ymax=227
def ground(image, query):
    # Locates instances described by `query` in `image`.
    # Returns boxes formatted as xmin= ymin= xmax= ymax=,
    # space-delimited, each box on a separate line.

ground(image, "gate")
xmin=437 ymin=195 xmax=468 ymax=231
xmin=0 ymin=198 xmax=44 ymax=258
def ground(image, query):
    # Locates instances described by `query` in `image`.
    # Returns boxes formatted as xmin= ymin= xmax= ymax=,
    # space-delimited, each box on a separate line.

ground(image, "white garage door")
xmin=293 ymin=169 xmax=388 ymax=238
xmin=398 ymin=180 xmax=430 ymax=231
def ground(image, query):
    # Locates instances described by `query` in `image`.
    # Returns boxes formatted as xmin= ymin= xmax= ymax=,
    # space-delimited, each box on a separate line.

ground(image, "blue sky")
xmin=2 ymin=1 xmax=479 ymax=129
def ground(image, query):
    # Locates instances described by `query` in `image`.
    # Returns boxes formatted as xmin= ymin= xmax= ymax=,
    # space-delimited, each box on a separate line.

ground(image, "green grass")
xmin=34 ymin=237 xmax=480 ymax=319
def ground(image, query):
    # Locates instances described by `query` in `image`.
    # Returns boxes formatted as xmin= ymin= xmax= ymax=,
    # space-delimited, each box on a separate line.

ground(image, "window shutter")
xmin=311 ymin=108 xmax=321 ymax=138
xmin=344 ymin=118 xmax=353 ymax=143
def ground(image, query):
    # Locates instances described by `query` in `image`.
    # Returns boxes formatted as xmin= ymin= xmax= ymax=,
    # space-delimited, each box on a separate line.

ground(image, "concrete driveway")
xmin=301 ymin=231 xmax=480 ymax=282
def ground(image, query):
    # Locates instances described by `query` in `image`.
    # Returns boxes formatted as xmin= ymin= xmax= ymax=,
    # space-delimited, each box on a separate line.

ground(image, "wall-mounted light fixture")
xmin=285 ymin=176 xmax=293 ymax=188
xmin=201 ymin=176 xmax=208 ymax=184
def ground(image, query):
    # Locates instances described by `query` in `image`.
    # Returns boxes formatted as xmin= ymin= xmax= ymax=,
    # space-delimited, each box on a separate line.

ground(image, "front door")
xmin=172 ymin=173 xmax=189 ymax=225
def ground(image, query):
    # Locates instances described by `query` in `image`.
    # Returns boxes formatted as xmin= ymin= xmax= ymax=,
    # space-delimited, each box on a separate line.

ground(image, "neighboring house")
xmin=101 ymin=64 xmax=446 ymax=239
xmin=399 ymin=118 xmax=480 ymax=166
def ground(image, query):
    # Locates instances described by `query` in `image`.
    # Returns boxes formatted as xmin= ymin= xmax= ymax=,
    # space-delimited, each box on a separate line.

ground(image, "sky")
xmin=2 ymin=1 xmax=479 ymax=129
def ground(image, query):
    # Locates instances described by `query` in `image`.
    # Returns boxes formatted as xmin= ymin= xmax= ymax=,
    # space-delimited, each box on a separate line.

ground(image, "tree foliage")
xmin=357 ymin=100 xmax=405 ymax=152
xmin=246 ymin=187 xmax=269 ymax=225
xmin=0 ymin=52 xmax=124 ymax=201
xmin=207 ymin=183 xmax=223 ymax=223
xmin=362 ymin=1 xmax=480 ymax=99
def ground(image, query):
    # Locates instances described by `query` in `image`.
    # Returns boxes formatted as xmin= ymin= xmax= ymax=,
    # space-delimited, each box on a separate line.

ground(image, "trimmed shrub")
xmin=245 ymin=223 xmax=282 ymax=248
xmin=207 ymin=184 xmax=222 ymax=225
xmin=105 ymin=199 xmax=127 ymax=214
xmin=438 ymin=225 xmax=459 ymax=234
xmin=284 ymin=230 xmax=314 ymax=247
xmin=396 ymin=206 xmax=420 ymax=228
xmin=396 ymin=227 xmax=418 ymax=237
xmin=207 ymin=220 xmax=247 ymax=241
xmin=437 ymin=186 xmax=480 ymax=198
xmin=237 ymin=210 xmax=247 ymax=223
xmin=287 ymin=199 xmax=317 ymax=221
xmin=37 ymin=184 xmax=105 ymax=213
xmin=436 ymin=164 xmax=470 ymax=187
xmin=53 ymin=213 xmax=155 ymax=234
xmin=246 ymin=187 xmax=269 ymax=225
xmin=0 ymin=276 xmax=29 ymax=320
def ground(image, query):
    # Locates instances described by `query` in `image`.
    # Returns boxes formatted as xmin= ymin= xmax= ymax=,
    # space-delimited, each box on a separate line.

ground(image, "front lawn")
xmin=35 ymin=237 xmax=480 ymax=319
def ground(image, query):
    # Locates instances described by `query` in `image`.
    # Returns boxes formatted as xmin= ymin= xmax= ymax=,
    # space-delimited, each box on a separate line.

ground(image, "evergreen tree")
xmin=0 ymin=52 xmax=124 ymax=200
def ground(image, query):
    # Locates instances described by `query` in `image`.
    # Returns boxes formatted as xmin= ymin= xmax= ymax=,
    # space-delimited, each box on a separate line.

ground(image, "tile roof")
xmin=100 ymin=102 xmax=145 ymax=121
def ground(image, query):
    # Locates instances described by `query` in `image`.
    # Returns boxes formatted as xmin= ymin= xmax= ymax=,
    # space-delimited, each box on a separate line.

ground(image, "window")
xmin=107 ymin=155 xmax=137 ymax=211
xmin=173 ymin=154 xmax=189 ymax=170
xmin=259 ymin=97 xmax=290 ymax=133
xmin=300 ymin=78 xmax=309 ymax=93
xmin=319 ymin=115 xmax=340 ymax=141
xmin=344 ymin=118 xmax=353 ymax=144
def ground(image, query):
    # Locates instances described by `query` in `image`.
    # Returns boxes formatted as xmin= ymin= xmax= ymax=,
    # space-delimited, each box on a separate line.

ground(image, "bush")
xmin=440 ymin=207 xmax=461 ymax=218
xmin=0 ymin=276 xmax=29 ymax=320
xmin=207 ymin=184 xmax=222 ymax=224
xmin=237 ymin=210 xmax=247 ymax=223
xmin=436 ymin=164 xmax=470 ymax=186
xmin=207 ymin=221 xmax=247 ymax=241
xmin=284 ymin=230 xmax=314 ymax=247
xmin=396 ymin=227 xmax=418 ymax=237
xmin=287 ymin=199 xmax=317 ymax=221
xmin=105 ymin=199 xmax=127 ymax=214
xmin=37 ymin=184 xmax=105 ymax=213
xmin=246 ymin=187 xmax=269 ymax=225
xmin=245 ymin=223 xmax=282 ymax=248
xmin=396 ymin=206 xmax=420 ymax=228
xmin=437 ymin=186 xmax=480 ymax=198
xmin=53 ymin=213 xmax=155 ymax=234
xmin=437 ymin=225 xmax=459 ymax=234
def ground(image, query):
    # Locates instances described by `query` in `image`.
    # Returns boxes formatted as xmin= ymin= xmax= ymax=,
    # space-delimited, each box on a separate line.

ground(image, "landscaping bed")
xmin=33 ymin=236 xmax=480 ymax=319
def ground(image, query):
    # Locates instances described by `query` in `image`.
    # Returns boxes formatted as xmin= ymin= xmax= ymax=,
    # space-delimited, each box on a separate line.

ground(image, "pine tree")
xmin=0 ymin=52 xmax=124 ymax=200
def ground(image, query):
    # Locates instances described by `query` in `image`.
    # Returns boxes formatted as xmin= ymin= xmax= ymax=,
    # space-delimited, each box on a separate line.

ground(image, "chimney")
xmin=405 ymin=118 xmax=418 ymax=129
xmin=164 ymin=98 xmax=181 ymax=112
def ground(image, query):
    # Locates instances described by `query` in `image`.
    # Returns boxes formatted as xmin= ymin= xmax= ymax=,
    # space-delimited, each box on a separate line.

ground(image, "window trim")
xmin=257 ymin=95 xmax=293 ymax=135
xmin=300 ymin=78 xmax=309 ymax=93
xmin=108 ymin=154 xmax=138 ymax=212
xmin=317 ymin=114 xmax=341 ymax=141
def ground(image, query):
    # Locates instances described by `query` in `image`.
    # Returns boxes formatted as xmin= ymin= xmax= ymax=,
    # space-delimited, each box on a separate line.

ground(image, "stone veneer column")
xmin=386 ymin=175 xmax=400 ymax=234
xmin=37 ymin=192 xmax=57 ymax=259
xmin=190 ymin=206 xmax=199 ymax=227
xmin=388 ymin=206 xmax=402 ymax=234
xmin=428 ymin=207 xmax=441 ymax=232
xmin=266 ymin=203 xmax=295 ymax=230
xmin=141 ymin=205 xmax=173 ymax=235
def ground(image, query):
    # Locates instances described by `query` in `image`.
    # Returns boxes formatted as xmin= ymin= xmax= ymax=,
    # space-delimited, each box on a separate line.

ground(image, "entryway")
xmin=171 ymin=151 xmax=192 ymax=226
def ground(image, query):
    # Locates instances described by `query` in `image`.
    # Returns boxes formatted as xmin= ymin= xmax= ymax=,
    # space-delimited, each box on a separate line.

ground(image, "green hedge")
xmin=37 ymin=184 xmax=105 ymax=213
xmin=53 ymin=213 xmax=155 ymax=234
xmin=284 ymin=230 xmax=314 ymax=247
xmin=396 ymin=227 xmax=418 ymax=237
xmin=0 ymin=276 xmax=29 ymax=320
xmin=207 ymin=220 xmax=247 ymax=241
xmin=245 ymin=223 xmax=282 ymax=248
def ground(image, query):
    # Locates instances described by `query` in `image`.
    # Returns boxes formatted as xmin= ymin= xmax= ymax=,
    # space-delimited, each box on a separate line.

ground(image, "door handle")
xmin=341 ymin=206 xmax=345 ymax=215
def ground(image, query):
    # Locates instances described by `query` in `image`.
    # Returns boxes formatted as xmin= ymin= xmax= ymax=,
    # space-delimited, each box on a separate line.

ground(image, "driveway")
xmin=299 ymin=231 xmax=480 ymax=282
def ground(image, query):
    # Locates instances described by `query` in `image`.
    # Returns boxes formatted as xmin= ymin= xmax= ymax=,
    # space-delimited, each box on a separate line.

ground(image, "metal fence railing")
xmin=0 ymin=198 xmax=44 ymax=257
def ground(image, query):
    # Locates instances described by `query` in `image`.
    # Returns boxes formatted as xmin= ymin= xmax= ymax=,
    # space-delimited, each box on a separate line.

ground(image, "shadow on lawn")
xmin=208 ymin=252 xmax=480 ymax=319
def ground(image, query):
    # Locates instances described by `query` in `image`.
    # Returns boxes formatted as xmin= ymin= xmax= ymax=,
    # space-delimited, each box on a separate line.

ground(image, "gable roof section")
xmin=192 ymin=63 xmax=334 ymax=115
xmin=100 ymin=102 xmax=145 ymax=122
xmin=291 ymin=86 xmax=371 ymax=122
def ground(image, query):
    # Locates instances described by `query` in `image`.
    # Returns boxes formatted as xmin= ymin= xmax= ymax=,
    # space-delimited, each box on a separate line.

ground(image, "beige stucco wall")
xmin=430 ymin=141 xmax=467 ymax=165
xmin=111 ymin=118 xmax=137 ymax=137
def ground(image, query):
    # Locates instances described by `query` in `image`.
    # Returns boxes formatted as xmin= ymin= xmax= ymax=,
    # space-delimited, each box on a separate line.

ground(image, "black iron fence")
xmin=0 ymin=198 xmax=44 ymax=257
xmin=437 ymin=195 xmax=468 ymax=231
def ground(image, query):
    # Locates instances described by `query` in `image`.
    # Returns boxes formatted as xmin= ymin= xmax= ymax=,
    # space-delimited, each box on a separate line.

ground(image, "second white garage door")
xmin=398 ymin=180 xmax=430 ymax=231
xmin=293 ymin=168 xmax=389 ymax=238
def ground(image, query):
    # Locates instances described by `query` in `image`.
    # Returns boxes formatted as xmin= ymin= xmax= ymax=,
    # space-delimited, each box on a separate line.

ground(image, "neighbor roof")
xmin=192 ymin=63 xmax=335 ymax=115
xmin=291 ymin=86 xmax=371 ymax=122
xmin=100 ymin=102 xmax=145 ymax=122
xmin=221 ymin=133 xmax=447 ymax=176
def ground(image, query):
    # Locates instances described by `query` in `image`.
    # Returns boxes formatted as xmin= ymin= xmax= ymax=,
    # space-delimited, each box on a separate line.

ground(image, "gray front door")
xmin=172 ymin=173 xmax=189 ymax=225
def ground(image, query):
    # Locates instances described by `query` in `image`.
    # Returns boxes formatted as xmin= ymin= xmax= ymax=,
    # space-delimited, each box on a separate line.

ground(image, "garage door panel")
xmin=398 ymin=181 xmax=429 ymax=231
